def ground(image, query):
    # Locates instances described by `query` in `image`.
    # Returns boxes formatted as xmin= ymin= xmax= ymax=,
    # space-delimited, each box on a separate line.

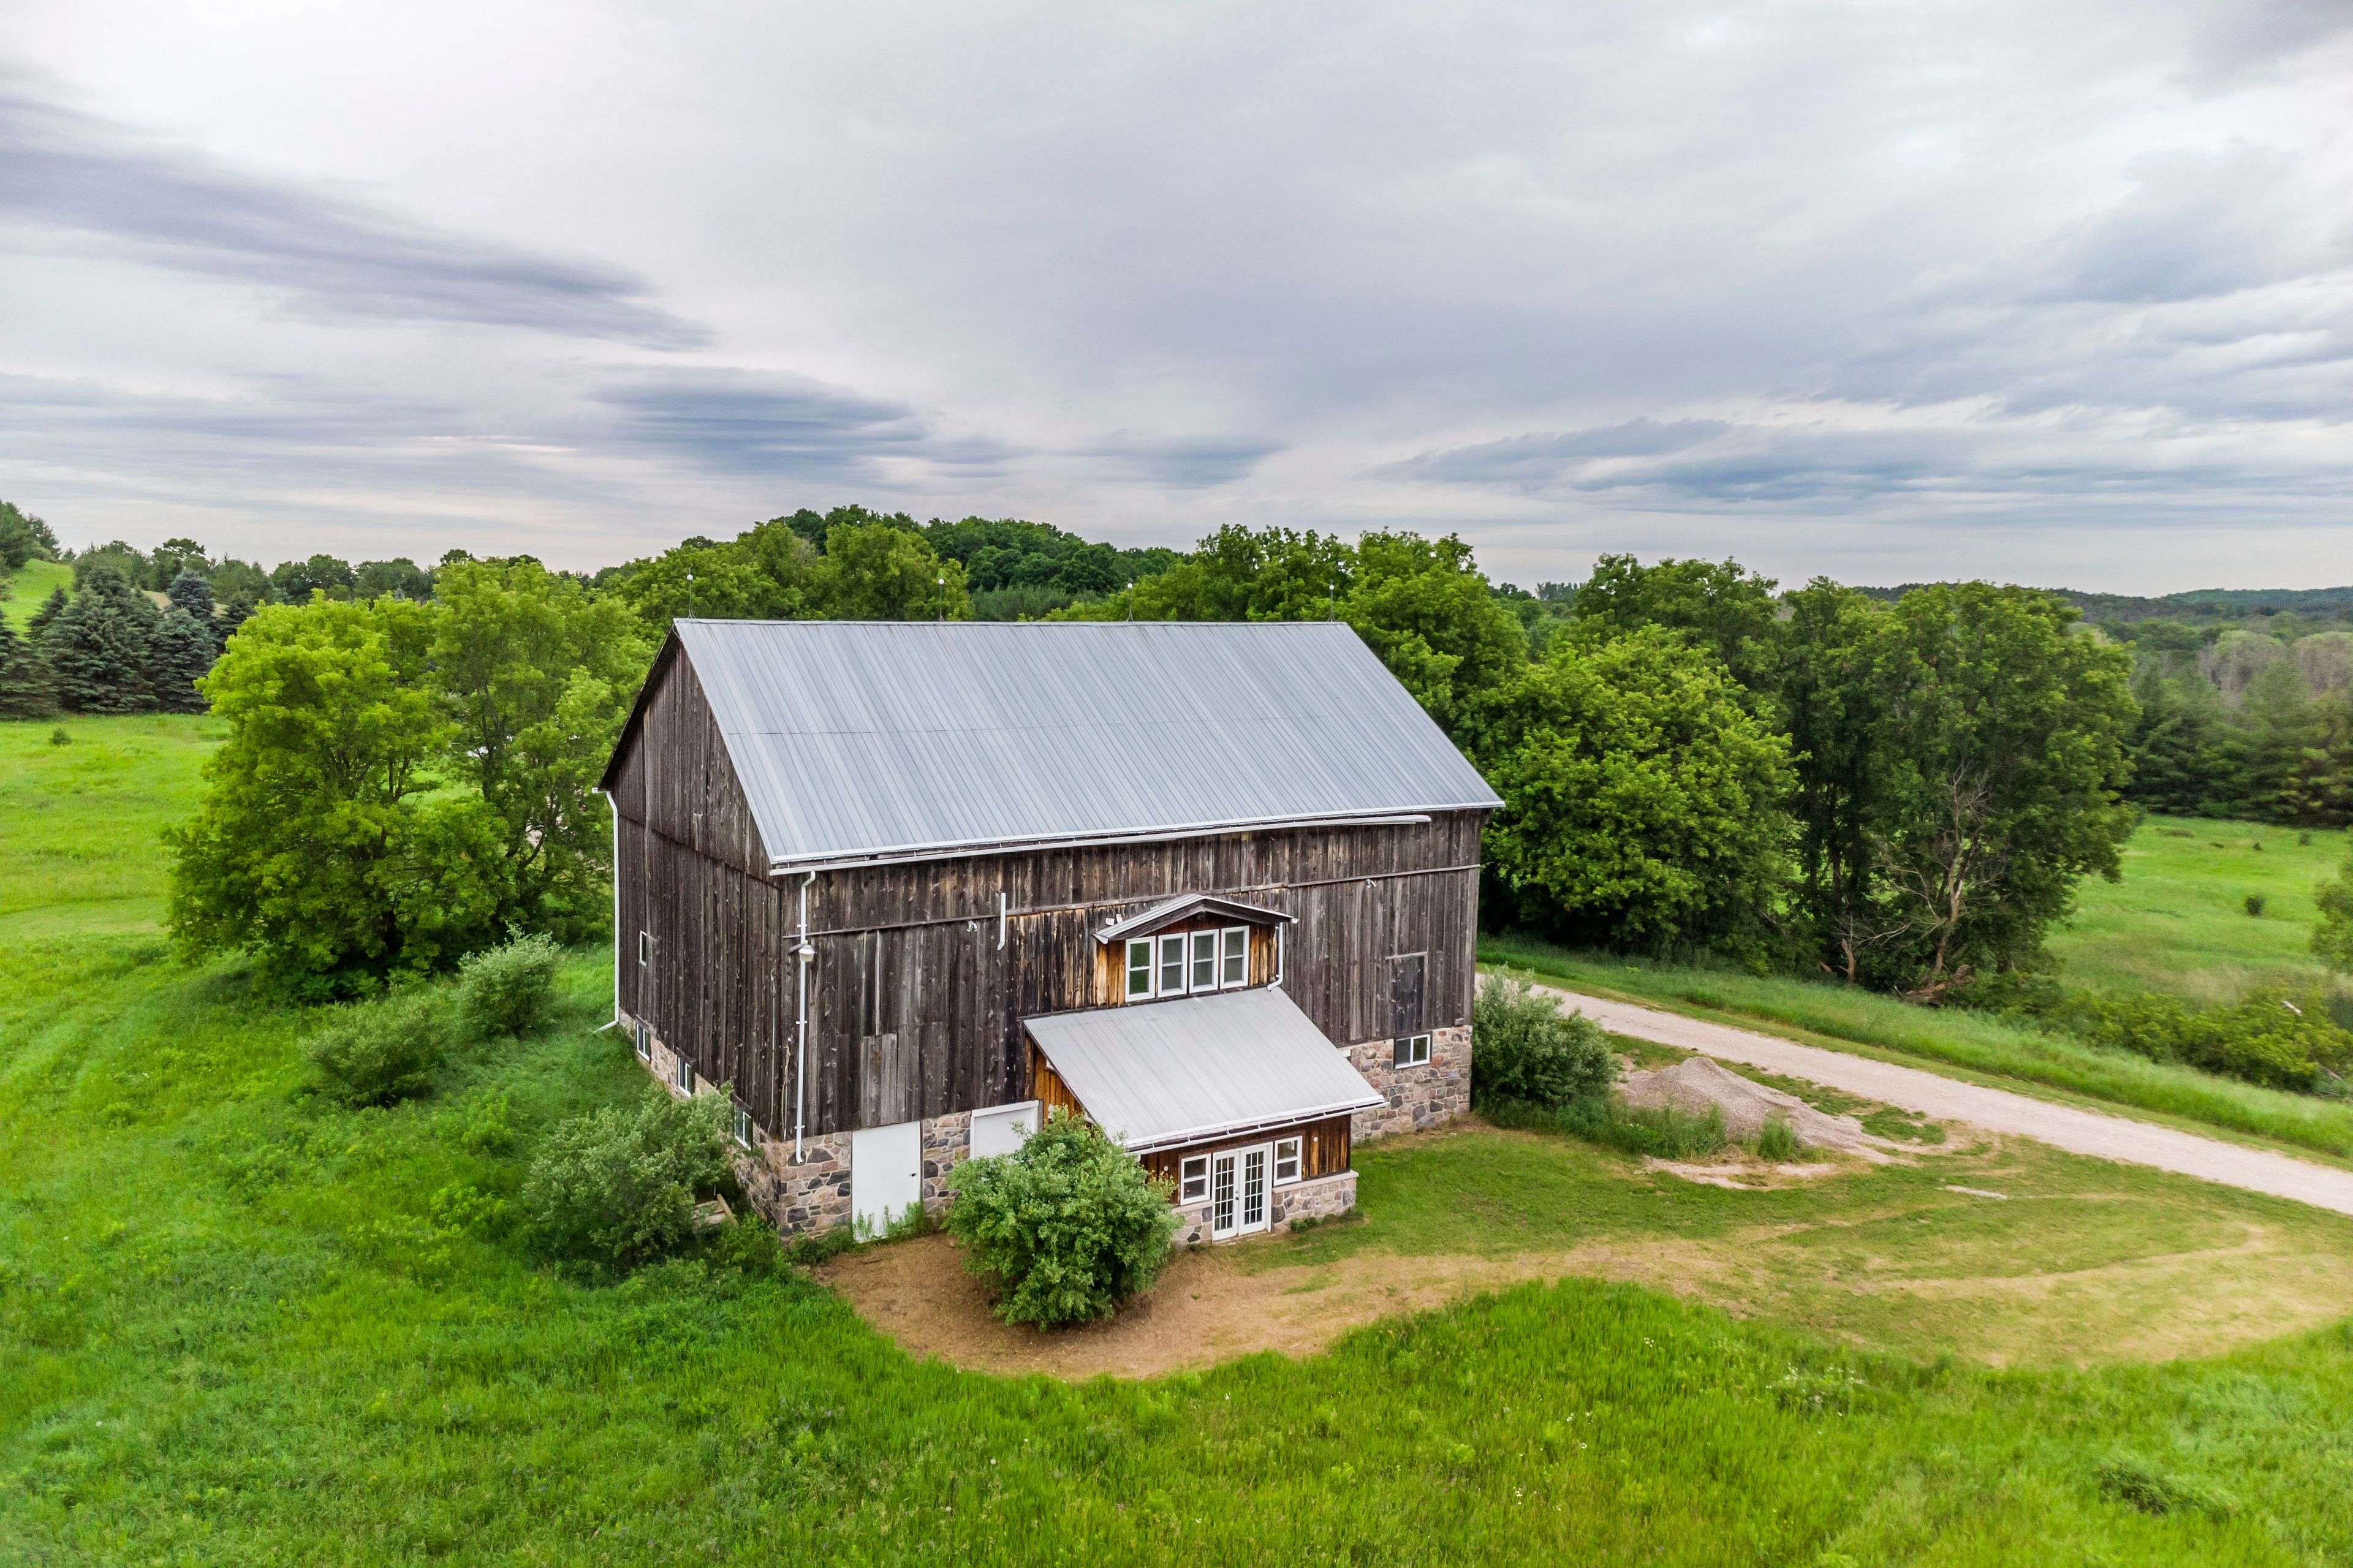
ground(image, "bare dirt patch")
xmin=819 ymin=1202 xmax=2353 ymax=1379
xmin=1621 ymin=1055 xmax=1903 ymax=1161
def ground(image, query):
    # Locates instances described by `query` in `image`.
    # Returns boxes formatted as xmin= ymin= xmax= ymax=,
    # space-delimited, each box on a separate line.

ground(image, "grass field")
xmin=2 ymin=556 xmax=70 ymax=627
xmin=14 ymin=714 xmax=2353 ymax=1564
xmin=2053 ymin=815 xmax=2349 ymax=1002
xmin=1482 ymin=936 xmax=2353 ymax=1163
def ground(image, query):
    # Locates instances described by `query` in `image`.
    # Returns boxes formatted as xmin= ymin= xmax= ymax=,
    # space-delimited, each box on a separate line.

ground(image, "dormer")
xmin=1095 ymin=894 xmax=1292 ymax=1003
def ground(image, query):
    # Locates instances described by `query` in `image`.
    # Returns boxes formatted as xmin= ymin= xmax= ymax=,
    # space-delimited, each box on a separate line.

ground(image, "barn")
xmin=597 ymin=618 xmax=1501 ymax=1242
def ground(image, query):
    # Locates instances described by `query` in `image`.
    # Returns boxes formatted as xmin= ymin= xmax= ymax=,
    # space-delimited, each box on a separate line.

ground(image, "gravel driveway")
xmin=1536 ymin=984 xmax=2353 ymax=1220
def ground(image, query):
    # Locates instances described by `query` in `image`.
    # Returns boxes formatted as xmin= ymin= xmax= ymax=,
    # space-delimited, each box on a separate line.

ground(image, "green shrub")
xmin=1472 ymin=975 xmax=1616 ymax=1110
xmin=521 ymin=1091 xmax=735 ymax=1273
xmin=457 ymin=933 xmax=563 ymax=1039
xmin=2245 ymin=893 xmax=2266 ymax=918
xmin=943 ymin=1112 xmax=1178 ymax=1328
xmin=305 ymin=988 xmax=454 ymax=1107
xmin=1756 ymin=1115 xmax=1803 ymax=1162
xmin=2050 ymin=990 xmax=2347 ymax=1093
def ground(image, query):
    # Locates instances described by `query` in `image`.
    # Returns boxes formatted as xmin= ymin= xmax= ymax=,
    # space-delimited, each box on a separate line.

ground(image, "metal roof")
xmin=660 ymin=619 xmax=1501 ymax=872
xmin=1024 ymin=987 xmax=1384 ymax=1154
xmin=1094 ymin=893 xmax=1292 ymax=946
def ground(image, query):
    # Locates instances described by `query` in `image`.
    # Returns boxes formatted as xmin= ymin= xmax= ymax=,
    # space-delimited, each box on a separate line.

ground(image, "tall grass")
xmin=1482 ymin=934 xmax=2353 ymax=1161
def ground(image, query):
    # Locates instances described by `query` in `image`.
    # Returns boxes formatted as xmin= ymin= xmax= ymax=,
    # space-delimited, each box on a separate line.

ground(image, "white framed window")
xmin=1393 ymin=1033 xmax=1432 ymax=1068
xmin=673 ymin=1053 xmax=694 ymax=1093
xmin=1273 ymin=1136 xmax=1302 ymax=1184
xmin=638 ymin=930 xmax=652 ymax=966
xmin=634 ymin=1020 xmax=651 ymax=1061
xmin=1157 ymin=933 xmax=1186 ymax=995
xmin=1180 ymin=1155 xmax=1210 ymax=1203
xmin=733 ymin=1105 xmax=755 ymax=1149
xmin=1126 ymin=937 xmax=1153 ymax=999
xmin=1220 ymin=926 xmax=1248 ymax=988
xmin=1189 ymin=929 xmax=1218 ymax=991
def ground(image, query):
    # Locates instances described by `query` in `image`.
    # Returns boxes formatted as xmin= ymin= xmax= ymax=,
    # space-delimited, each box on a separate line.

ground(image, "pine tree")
xmin=0 ymin=616 xmax=55 ymax=718
xmin=148 ymin=607 xmax=217 ymax=713
xmin=26 ymin=585 xmax=68 ymax=640
xmin=43 ymin=567 xmax=161 ymax=713
xmin=166 ymin=569 xmax=221 ymax=650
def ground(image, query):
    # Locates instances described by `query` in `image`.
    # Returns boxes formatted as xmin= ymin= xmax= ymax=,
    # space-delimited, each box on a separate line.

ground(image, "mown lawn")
xmin=2 ymin=556 xmax=70 ymax=627
xmin=11 ymin=714 xmax=2353 ymax=1565
xmin=2053 ymin=814 xmax=2349 ymax=1002
xmin=1482 ymin=934 xmax=2353 ymax=1164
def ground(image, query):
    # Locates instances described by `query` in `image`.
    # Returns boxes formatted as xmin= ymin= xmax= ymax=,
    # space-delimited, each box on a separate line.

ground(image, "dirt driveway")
xmin=1535 ymin=984 xmax=2353 ymax=1219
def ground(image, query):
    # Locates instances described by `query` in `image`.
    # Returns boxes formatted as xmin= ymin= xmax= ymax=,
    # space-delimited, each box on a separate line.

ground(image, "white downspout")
xmin=794 ymin=871 xmax=816 ymax=1162
xmin=1275 ymin=922 xmax=1286 ymax=988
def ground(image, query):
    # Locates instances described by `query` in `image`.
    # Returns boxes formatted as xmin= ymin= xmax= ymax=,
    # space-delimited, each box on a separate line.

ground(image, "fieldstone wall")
xmin=625 ymin=1008 xmax=969 ymax=1239
xmin=1272 ymin=1171 xmax=1356 ymax=1228
xmin=1170 ymin=1170 xmax=1356 ymax=1244
xmin=1347 ymin=1023 xmax=1471 ymax=1142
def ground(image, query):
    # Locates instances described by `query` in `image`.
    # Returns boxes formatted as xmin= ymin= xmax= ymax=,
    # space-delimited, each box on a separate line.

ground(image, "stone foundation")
xmin=1347 ymin=1023 xmax=1471 ymax=1142
xmin=623 ymin=1008 xmax=1434 ymax=1241
xmin=1172 ymin=1170 xmax=1356 ymax=1244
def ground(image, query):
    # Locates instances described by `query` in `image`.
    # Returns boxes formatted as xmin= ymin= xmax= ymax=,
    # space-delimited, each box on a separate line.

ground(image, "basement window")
xmin=1393 ymin=1033 xmax=1431 ymax=1069
xmin=634 ymin=1021 xmax=651 ymax=1062
xmin=733 ymin=1105 xmax=755 ymax=1149
xmin=1180 ymin=1155 xmax=1210 ymax=1203
xmin=673 ymin=1054 xmax=694 ymax=1093
xmin=1273 ymin=1136 xmax=1302 ymax=1184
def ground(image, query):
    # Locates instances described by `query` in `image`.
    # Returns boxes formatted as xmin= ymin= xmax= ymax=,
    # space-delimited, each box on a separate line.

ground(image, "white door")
xmin=1210 ymin=1144 xmax=1273 ymax=1240
xmin=851 ymin=1120 xmax=922 ymax=1237
xmin=969 ymin=1100 xmax=1039 ymax=1159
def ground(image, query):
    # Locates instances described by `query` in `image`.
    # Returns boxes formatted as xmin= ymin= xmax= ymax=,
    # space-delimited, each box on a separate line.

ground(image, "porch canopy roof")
xmin=1025 ymin=987 xmax=1383 ymax=1156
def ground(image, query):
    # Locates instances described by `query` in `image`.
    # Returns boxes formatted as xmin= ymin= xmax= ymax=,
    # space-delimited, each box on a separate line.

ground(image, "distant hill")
xmin=1860 ymin=583 xmax=2353 ymax=624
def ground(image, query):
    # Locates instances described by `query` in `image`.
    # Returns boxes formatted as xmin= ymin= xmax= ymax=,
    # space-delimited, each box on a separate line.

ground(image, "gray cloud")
xmin=1394 ymin=420 xmax=1729 ymax=490
xmin=1082 ymin=435 xmax=1284 ymax=488
xmin=0 ymin=66 xmax=703 ymax=347
xmin=594 ymin=371 xmax=1011 ymax=482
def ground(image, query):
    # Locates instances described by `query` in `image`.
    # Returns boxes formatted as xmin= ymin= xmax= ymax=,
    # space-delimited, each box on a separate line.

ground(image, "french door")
xmin=1210 ymin=1143 xmax=1271 ymax=1240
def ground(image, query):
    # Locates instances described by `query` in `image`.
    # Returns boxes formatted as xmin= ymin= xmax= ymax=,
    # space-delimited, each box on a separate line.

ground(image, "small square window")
xmin=673 ymin=1054 xmax=694 ymax=1093
xmin=1220 ymin=926 xmax=1248 ymax=988
xmin=1273 ymin=1137 xmax=1302 ymax=1184
xmin=1189 ymin=930 xmax=1217 ymax=991
xmin=1180 ymin=1156 xmax=1209 ymax=1203
xmin=634 ymin=1021 xmax=651 ymax=1061
xmin=1126 ymin=937 xmax=1154 ymax=999
xmin=638 ymin=930 xmax=652 ymax=966
xmin=733 ymin=1106 xmax=754 ymax=1149
xmin=1393 ymin=1033 xmax=1431 ymax=1068
xmin=1158 ymin=933 xmax=1187 ymax=995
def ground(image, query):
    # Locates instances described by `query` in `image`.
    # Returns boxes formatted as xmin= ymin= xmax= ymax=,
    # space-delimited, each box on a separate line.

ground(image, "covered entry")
xmin=1023 ymin=988 xmax=1382 ymax=1241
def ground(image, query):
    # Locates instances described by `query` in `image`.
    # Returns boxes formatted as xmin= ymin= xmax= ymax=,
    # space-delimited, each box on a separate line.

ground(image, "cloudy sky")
xmin=5 ymin=1 xmax=2350 ymax=592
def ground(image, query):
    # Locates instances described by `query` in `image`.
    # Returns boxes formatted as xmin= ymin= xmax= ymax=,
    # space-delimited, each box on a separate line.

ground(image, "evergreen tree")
xmin=166 ymin=569 xmax=221 ymax=650
xmin=148 ymin=607 xmax=218 ymax=712
xmin=0 ymin=616 xmax=55 ymax=718
xmin=43 ymin=566 xmax=161 ymax=713
xmin=26 ymin=585 xmax=69 ymax=640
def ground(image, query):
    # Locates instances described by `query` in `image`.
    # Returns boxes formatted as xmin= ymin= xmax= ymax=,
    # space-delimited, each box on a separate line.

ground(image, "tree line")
xmin=0 ymin=499 xmax=2150 ymax=1010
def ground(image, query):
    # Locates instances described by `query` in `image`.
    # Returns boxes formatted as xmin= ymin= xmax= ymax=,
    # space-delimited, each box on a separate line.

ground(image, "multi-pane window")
xmin=733 ymin=1105 xmax=755 ymax=1149
xmin=634 ymin=1021 xmax=651 ymax=1061
xmin=1126 ymin=926 xmax=1252 ymax=1001
xmin=1393 ymin=1033 xmax=1432 ymax=1068
xmin=673 ymin=1053 xmax=694 ymax=1092
xmin=1180 ymin=1155 xmax=1210 ymax=1203
xmin=1273 ymin=1136 xmax=1302 ymax=1184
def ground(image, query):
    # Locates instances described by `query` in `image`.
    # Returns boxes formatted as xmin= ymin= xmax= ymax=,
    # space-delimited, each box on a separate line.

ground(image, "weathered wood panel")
xmin=1138 ymin=1115 xmax=1352 ymax=1187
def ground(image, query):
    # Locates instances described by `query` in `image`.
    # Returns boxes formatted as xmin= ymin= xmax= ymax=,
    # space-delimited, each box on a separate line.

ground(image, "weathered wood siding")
xmin=1139 ymin=1115 xmax=1352 ymax=1187
xmin=610 ymin=649 xmax=1488 ymax=1142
